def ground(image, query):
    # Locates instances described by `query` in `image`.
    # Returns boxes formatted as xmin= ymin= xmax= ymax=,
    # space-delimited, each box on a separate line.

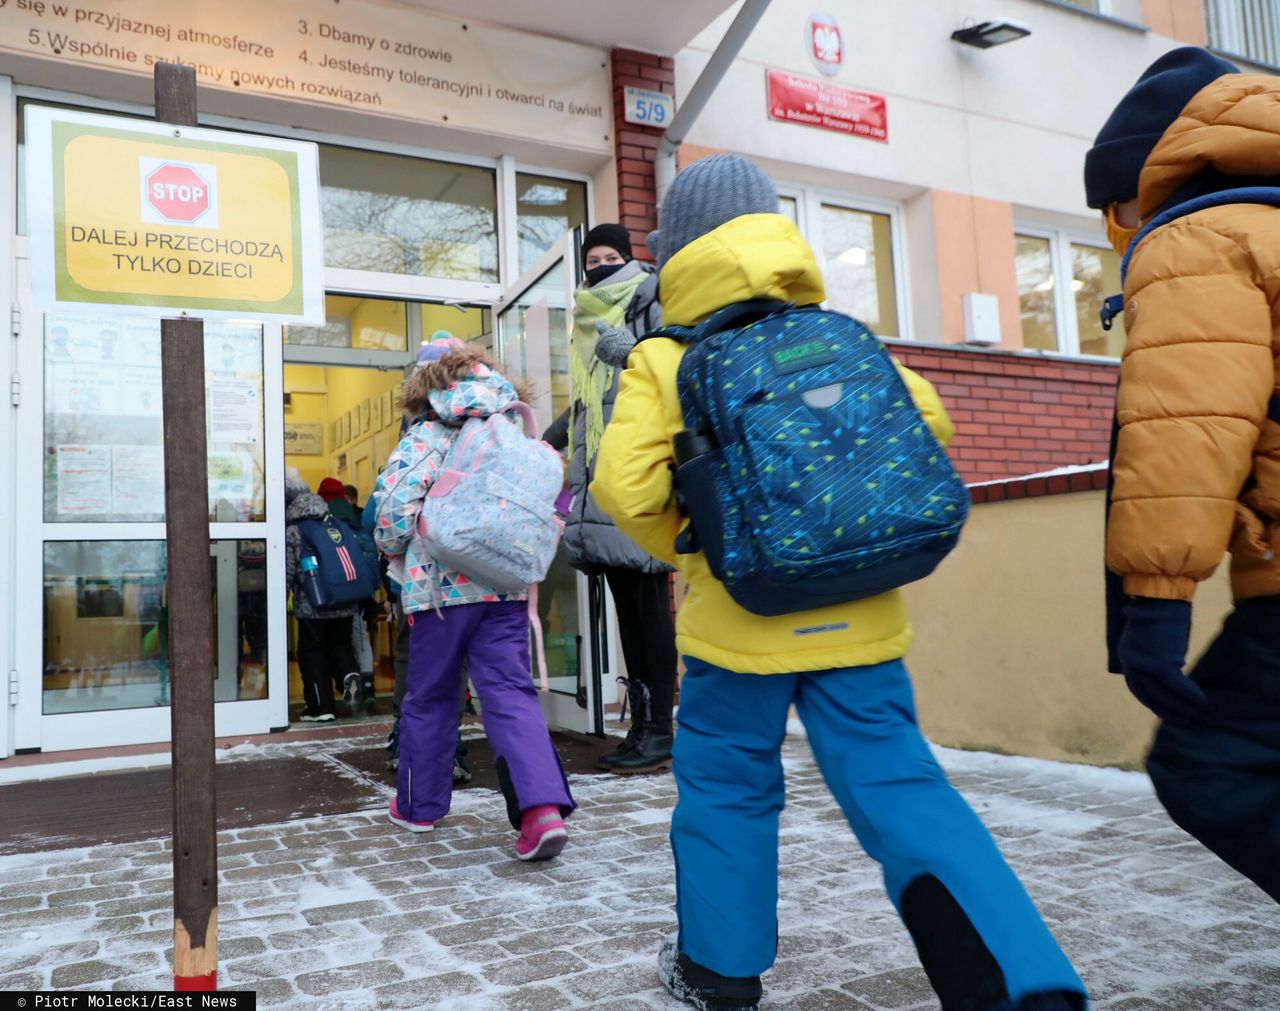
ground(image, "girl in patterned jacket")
xmin=373 ymin=335 xmax=574 ymax=859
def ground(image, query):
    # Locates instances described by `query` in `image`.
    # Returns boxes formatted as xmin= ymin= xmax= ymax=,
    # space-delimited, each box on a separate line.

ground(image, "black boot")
xmin=658 ymin=939 xmax=761 ymax=1010
xmin=609 ymin=722 xmax=673 ymax=774
xmin=598 ymin=678 xmax=646 ymax=770
xmin=609 ymin=679 xmax=672 ymax=775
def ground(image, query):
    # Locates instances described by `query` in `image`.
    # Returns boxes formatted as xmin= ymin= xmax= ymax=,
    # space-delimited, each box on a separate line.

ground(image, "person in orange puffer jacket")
xmin=1085 ymin=46 xmax=1280 ymax=903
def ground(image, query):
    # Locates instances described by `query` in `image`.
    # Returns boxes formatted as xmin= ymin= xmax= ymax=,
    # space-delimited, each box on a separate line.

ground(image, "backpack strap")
xmin=649 ymin=299 xmax=792 ymax=344
xmin=527 ymin=585 xmax=550 ymax=691
xmin=503 ymin=402 xmax=540 ymax=438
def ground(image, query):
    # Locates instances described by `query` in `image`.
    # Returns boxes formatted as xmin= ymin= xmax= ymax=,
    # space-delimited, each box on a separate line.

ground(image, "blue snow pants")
xmin=671 ymin=656 xmax=1087 ymax=1010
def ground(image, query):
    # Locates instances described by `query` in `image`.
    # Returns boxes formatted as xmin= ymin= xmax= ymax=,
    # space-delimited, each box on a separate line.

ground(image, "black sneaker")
xmin=657 ymin=939 xmax=761 ymax=1011
xmin=341 ymin=672 xmax=361 ymax=708
xmin=386 ymin=718 xmax=400 ymax=771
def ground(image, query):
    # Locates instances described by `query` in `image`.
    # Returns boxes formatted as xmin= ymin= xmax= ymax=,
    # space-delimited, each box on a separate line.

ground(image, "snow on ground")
xmin=1 ymin=734 xmax=1276 ymax=1010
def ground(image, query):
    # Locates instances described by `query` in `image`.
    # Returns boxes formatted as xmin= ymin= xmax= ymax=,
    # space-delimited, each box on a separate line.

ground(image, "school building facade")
xmin=0 ymin=0 xmax=1272 ymax=774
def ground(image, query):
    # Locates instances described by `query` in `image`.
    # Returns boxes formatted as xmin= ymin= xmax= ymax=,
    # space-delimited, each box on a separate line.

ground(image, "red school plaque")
xmin=765 ymin=68 xmax=888 ymax=143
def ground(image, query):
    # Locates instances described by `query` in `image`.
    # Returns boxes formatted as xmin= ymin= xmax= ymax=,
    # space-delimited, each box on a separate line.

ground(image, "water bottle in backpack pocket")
xmin=299 ymin=555 xmax=329 ymax=609
xmin=666 ymin=301 xmax=969 ymax=616
xmin=416 ymin=402 xmax=567 ymax=594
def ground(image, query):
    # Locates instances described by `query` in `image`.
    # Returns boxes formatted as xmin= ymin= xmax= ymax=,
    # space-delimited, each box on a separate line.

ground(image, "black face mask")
xmin=585 ymin=262 xmax=627 ymax=286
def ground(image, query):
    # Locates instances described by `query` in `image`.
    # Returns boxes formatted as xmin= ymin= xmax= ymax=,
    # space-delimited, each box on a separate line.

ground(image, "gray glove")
xmin=594 ymin=320 xmax=637 ymax=368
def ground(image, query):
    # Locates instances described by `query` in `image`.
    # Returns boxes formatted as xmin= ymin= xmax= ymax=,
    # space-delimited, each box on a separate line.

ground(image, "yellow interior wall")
xmin=320 ymin=366 xmax=405 ymax=502
xmin=351 ymin=297 xmax=407 ymax=351
xmin=282 ymin=365 xmax=330 ymax=493
xmin=902 ymin=490 xmax=1233 ymax=769
xmin=421 ymin=304 xmax=487 ymax=347
xmin=46 ymin=584 xmax=145 ymax=668
xmin=284 ymin=363 xmax=404 ymax=502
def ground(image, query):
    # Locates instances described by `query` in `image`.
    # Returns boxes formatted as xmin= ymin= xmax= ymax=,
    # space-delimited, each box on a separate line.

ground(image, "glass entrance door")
xmin=12 ymin=254 xmax=289 ymax=753
xmin=495 ymin=230 xmax=614 ymax=735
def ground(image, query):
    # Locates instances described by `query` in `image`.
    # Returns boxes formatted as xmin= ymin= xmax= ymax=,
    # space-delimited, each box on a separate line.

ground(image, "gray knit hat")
xmin=653 ymin=154 xmax=779 ymax=269
xmin=284 ymin=470 xmax=311 ymax=504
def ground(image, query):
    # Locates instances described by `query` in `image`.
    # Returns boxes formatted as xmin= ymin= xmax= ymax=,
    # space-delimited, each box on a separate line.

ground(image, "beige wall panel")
xmin=904 ymin=490 xmax=1233 ymax=768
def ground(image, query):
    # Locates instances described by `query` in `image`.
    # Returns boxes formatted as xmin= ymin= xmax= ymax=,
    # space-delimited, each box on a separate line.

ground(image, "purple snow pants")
xmin=397 ymin=601 xmax=575 ymax=824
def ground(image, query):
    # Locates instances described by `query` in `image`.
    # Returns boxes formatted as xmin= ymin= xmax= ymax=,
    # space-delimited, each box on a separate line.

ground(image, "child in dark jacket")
xmin=1085 ymin=47 xmax=1280 ymax=904
xmin=372 ymin=336 xmax=574 ymax=859
xmin=593 ymin=155 xmax=1086 ymax=1011
xmin=284 ymin=473 xmax=360 ymax=721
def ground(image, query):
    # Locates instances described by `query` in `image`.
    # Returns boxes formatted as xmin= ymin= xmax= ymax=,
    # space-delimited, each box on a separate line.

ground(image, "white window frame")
xmin=776 ymin=183 xmax=912 ymax=341
xmin=1013 ymin=222 xmax=1119 ymax=360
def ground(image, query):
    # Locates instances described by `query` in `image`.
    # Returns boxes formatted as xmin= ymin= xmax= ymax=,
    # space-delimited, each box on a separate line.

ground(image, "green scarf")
xmin=570 ymin=267 xmax=646 ymax=461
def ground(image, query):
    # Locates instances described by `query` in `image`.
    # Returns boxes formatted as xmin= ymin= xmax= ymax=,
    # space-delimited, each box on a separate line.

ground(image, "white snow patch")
xmin=0 ymin=731 xmax=394 ymax=786
xmin=621 ymin=807 xmax=671 ymax=826
xmin=931 ymin=744 xmax=1155 ymax=796
xmin=293 ymin=871 xmax=387 ymax=912
xmin=0 ymin=753 xmax=173 ymax=785
xmin=968 ymin=460 xmax=1108 ymax=488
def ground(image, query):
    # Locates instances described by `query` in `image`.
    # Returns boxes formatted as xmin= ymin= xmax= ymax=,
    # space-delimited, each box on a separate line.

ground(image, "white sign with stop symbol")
xmin=139 ymin=156 xmax=220 ymax=229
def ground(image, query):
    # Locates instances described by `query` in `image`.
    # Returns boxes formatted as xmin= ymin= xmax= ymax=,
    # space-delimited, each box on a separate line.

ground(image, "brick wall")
xmin=969 ymin=464 xmax=1109 ymax=504
xmin=892 ymin=345 xmax=1119 ymax=483
xmin=610 ymin=48 xmax=675 ymax=262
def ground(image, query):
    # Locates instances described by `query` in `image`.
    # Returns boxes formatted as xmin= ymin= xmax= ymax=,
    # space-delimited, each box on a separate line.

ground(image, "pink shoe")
xmin=388 ymin=797 xmax=433 ymax=833
xmin=515 ymin=805 xmax=567 ymax=861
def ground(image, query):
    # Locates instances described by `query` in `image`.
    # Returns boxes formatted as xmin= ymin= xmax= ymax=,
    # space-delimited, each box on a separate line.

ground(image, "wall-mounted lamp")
xmin=951 ymin=18 xmax=1031 ymax=48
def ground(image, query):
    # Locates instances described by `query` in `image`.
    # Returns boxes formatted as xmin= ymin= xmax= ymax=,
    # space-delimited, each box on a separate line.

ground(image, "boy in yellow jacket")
xmin=592 ymin=155 xmax=1085 ymax=1011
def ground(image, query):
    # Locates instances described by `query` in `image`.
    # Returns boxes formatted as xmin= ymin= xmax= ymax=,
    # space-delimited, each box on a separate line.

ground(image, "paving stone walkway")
xmin=1 ymin=731 xmax=1276 ymax=1009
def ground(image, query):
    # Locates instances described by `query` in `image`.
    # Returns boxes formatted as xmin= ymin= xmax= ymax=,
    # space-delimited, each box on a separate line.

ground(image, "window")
xmin=318 ymin=144 xmax=498 ymax=282
xmin=1014 ymin=229 xmax=1124 ymax=358
xmin=516 ymin=173 xmax=588 ymax=275
xmin=285 ymin=294 xmax=411 ymax=352
xmin=777 ymin=188 xmax=905 ymax=338
xmin=819 ymin=204 xmax=899 ymax=337
xmin=1205 ymin=0 xmax=1280 ymax=67
xmin=43 ymin=539 xmax=268 ymax=714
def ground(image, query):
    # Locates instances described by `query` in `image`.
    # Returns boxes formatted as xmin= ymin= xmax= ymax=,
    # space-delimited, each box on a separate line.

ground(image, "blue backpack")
xmin=661 ymin=300 xmax=969 ymax=616
xmin=295 ymin=515 xmax=381 ymax=608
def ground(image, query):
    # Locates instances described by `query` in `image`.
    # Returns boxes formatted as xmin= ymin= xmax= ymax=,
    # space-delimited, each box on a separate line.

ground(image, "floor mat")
xmin=0 ymin=755 xmax=378 ymax=856
xmin=0 ymin=731 xmax=619 ymax=856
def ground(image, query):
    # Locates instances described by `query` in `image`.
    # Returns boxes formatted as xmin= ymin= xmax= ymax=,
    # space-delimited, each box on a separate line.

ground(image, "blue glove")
xmin=1116 ymin=597 xmax=1207 ymax=724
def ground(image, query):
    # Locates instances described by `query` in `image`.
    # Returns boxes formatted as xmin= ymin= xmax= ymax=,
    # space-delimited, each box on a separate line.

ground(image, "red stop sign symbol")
xmin=145 ymin=163 xmax=211 ymax=224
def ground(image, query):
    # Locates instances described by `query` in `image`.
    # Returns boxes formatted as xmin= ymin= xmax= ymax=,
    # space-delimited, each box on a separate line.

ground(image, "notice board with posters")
xmin=25 ymin=106 xmax=324 ymax=324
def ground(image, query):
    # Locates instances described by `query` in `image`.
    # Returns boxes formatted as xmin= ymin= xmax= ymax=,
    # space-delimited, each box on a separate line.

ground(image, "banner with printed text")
xmin=26 ymin=106 xmax=324 ymax=322
xmin=0 ymin=0 xmax=611 ymax=154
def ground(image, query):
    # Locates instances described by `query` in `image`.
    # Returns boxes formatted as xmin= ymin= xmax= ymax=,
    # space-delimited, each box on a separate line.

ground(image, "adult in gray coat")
xmin=544 ymin=224 xmax=677 ymax=774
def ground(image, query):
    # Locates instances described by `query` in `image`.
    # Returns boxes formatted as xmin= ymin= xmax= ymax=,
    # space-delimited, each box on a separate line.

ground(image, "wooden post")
xmin=155 ymin=62 xmax=219 ymax=993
